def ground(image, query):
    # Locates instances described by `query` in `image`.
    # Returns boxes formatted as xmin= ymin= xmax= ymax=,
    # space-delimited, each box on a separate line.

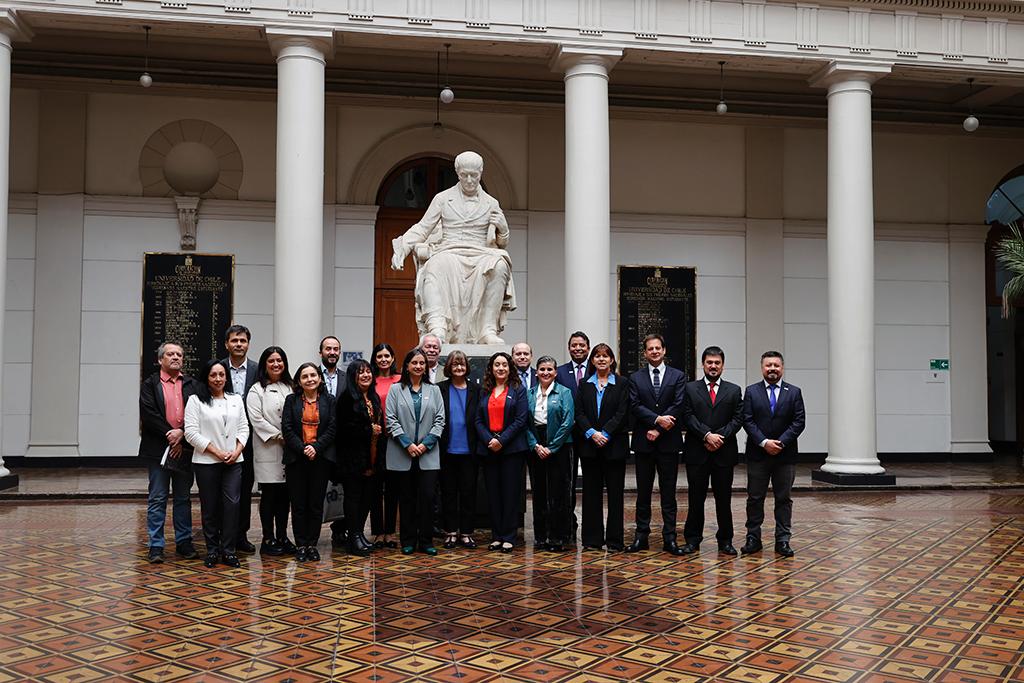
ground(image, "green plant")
xmin=996 ymin=219 xmax=1024 ymax=316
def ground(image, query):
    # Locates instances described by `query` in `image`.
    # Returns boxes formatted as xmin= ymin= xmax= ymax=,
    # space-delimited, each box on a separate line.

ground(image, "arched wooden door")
xmin=374 ymin=157 xmax=458 ymax=357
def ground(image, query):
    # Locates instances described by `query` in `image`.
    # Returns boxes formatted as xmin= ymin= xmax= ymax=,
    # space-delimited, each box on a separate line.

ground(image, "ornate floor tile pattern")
xmin=1 ymin=489 xmax=1024 ymax=681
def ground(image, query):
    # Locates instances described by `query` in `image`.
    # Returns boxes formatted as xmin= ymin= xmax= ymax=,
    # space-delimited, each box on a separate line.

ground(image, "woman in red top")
xmin=369 ymin=342 xmax=401 ymax=548
xmin=473 ymin=352 xmax=529 ymax=553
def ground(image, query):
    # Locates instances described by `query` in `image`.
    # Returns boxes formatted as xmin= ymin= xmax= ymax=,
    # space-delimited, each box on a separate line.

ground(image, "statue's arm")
xmin=391 ymin=194 xmax=443 ymax=270
xmin=490 ymin=202 xmax=509 ymax=248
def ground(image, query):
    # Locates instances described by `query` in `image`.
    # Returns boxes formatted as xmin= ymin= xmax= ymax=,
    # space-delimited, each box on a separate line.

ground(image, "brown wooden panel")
xmin=375 ymin=209 xmax=421 ymax=289
xmin=374 ymin=288 xmax=419 ymax=358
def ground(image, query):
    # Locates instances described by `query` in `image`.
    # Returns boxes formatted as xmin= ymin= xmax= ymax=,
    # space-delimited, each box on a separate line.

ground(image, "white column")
xmin=815 ymin=62 xmax=890 ymax=475
xmin=948 ymin=225 xmax=992 ymax=454
xmin=553 ymin=46 xmax=621 ymax=345
xmin=268 ymin=30 xmax=332 ymax=359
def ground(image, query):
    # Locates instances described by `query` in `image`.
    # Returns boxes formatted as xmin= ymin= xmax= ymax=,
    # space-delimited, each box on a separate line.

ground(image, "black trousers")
xmin=526 ymin=427 xmax=572 ymax=544
xmin=258 ymin=482 xmax=290 ymax=541
xmin=395 ymin=464 xmax=439 ymax=549
xmin=633 ymin=450 xmax=680 ymax=541
xmin=580 ymin=456 xmax=625 ymax=548
xmin=369 ymin=469 xmax=398 ymax=536
xmin=286 ymin=457 xmax=332 ymax=547
xmin=194 ymin=462 xmax=242 ymax=556
xmin=482 ymin=451 xmax=525 ymax=543
xmin=342 ymin=472 xmax=373 ymax=539
xmin=683 ymin=461 xmax=735 ymax=546
xmin=440 ymin=452 xmax=478 ymax=534
xmin=745 ymin=460 xmax=796 ymax=544
xmin=237 ymin=448 xmax=255 ymax=542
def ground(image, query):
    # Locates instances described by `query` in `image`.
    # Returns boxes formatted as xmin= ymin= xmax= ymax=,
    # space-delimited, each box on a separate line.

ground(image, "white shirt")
xmin=533 ymin=382 xmax=554 ymax=426
xmin=428 ymin=364 xmax=439 ymax=384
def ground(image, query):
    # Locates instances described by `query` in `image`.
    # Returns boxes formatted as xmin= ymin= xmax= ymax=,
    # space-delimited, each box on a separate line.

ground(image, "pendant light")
xmin=139 ymin=25 xmax=153 ymax=88
xmin=439 ymin=43 xmax=455 ymax=104
xmin=962 ymin=77 xmax=979 ymax=133
xmin=715 ymin=61 xmax=728 ymax=115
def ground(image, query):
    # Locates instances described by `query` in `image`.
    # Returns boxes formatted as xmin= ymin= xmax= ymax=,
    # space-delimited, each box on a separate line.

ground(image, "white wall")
xmin=3 ymin=211 xmax=35 ymax=457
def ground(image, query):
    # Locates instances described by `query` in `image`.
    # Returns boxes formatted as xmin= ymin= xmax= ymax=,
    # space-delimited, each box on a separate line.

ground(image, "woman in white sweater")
xmin=246 ymin=346 xmax=295 ymax=557
xmin=185 ymin=359 xmax=250 ymax=568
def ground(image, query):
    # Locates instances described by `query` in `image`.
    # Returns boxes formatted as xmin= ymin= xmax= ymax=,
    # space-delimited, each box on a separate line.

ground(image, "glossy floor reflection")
xmin=1 ymin=490 xmax=1023 ymax=682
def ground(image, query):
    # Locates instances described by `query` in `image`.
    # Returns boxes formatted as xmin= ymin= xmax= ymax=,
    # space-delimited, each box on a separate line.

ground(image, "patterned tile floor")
xmin=2 ymin=490 xmax=1024 ymax=682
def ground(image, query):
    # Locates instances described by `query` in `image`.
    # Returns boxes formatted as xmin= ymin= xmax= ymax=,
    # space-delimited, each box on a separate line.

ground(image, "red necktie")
xmin=709 ymin=382 xmax=717 ymax=405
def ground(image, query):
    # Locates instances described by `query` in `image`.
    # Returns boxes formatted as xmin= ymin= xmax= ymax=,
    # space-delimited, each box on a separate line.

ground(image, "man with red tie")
xmin=555 ymin=331 xmax=590 ymax=536
xmin=680 ymin=346 xmax=744 ymax=555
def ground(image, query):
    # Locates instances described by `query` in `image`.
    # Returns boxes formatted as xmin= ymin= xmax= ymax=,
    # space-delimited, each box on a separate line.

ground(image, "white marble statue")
xmin=390 ymin=151 xmax=516 ymax=344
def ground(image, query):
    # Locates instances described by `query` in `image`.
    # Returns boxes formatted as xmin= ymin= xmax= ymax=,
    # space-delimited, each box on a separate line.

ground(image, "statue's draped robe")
xmin=401 ymin=186 xmax=517 ymax=343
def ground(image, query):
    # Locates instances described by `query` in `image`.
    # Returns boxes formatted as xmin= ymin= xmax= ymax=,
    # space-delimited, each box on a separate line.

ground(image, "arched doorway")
xmin=373 ymin=156 xmax=459 ymax=356
xmin=985 ymin=164 xmax=1024 ymax=453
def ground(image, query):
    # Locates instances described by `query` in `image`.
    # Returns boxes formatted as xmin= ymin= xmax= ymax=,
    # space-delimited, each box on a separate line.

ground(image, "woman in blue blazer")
xmin=526 ymin=356 xmax=576 ymax=552
xmin=474 ymin=352 xmax=529 ymax=553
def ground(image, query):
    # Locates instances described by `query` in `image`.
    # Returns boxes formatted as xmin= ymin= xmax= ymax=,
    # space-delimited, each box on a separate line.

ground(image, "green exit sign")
xmin=930 ymin=359 xmax=949 ymax=371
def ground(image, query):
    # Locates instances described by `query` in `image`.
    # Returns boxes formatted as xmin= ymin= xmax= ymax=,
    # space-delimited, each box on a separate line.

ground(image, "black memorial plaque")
xmin=141 ymin=253 xmax=234 ymax=382
xmin=617 ymin=265 xmax=696 ymax=379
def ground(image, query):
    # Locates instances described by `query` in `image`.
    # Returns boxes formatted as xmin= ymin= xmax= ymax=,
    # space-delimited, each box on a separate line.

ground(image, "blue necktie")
xmin=768 ymin=384 xmax=777 ymax=413
xmin=652 ymin=367 xmax=661 ymax=397
xmin=520 ymin=370 xmax=529 ymax=388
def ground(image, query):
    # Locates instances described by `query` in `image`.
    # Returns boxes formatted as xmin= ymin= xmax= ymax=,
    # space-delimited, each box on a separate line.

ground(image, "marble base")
xmin=811 ymin=469 xmax=896 ymax=486
xmin=0 ymin=473 xmax=19 ymax=491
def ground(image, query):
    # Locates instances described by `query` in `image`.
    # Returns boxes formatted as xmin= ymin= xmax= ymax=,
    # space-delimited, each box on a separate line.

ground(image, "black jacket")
xmin=335 ymin=389 xmax=382 ymax=478
xmin=574 ymin=376 xmax=630 ymax=461
xmin=743 ymin=381 xmax=806 ymax=464
xmin=281 ymin=392 xmax=337 ymax=466
xmin=628 ymin=365 xmax=687 ymax=454
xmin=438 ymin=379 xmax=480 ymax=456
xmin=681 ymin=378 xmax=744 ymax=466
xmin=138 ymin=371 xmax=198 ymax=463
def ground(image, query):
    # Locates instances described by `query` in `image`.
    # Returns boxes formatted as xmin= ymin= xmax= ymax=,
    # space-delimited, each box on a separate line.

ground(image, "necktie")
xmin=520 ymin=370 xmax=529 ymax=388
xmin=652 ymin=367 xmax=661 ymax=397
xmin=575 ymin=364 xmax=584 ymax=385
xmin=709 ymin=381 xmax=716 ymax=405
xmin=768 ymin=384 xmax=777 ymax=413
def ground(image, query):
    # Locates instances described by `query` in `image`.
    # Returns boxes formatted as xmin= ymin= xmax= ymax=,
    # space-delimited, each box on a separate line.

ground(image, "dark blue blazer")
xmin=555 ymin=361 xmax=588 ymax=399
xmin=742 ymin=380 xmax=806 ymax=463
xmin=628 ymin=365 xmax=687 ymax=454
xmin=474 ymin=384 xmax=530 ymax=455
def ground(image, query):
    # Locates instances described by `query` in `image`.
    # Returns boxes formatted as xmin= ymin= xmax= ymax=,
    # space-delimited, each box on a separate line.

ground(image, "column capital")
xmin=550 ymin=45 xmax=622 ymax=78
xmin=809 ymin=60 xmax=891 ymax=90
xmin=266 ymin=26 xmax=333 ymax=61
xmin=0 ymin=9 xmax=33 ymax=45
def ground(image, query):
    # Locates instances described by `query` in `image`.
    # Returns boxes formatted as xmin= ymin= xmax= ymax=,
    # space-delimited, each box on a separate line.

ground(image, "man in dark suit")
xmin=139 ymin=342 xmax=198 ymax=563
xmin=555 ymin=331 xmax=590 ymax=536
xmin=319 ymin=335 xmax=350 ymax=547
xmin=221 ymin=324 xmax=259 ymax=552
xmin=741 ymin=350 xmax=806 ymax=557
xmin=627 ymin=334 xmax=687 ymax=555
xmin=680 ymin=345 xmax=744 ymax=555
xmin=512 ymin=342 xmax=537 ymax=391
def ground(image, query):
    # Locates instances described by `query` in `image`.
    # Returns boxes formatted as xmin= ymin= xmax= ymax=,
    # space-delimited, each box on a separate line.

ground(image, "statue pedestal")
xmin=443 ymin=344 xmax=508 ymax=384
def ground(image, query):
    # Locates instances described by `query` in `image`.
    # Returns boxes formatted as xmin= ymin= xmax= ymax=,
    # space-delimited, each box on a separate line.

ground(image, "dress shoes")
xmin=355 ymin=534 xmax=373 ymax=552
xmin=459 ymin=536 xmax=477 ymax=549
xmin=295 ymin=547 xmax=309 ymax=562
xmin=533 ymin=541 xmax=549 ymax=551
xmin=279 ymin=538 xmax=297 ymax=555
xmin=679 ymin=543 xmax=699 ymax=555
xmin=775 ymin=541 xmax=795 ymax=557
xmin=625 ymin=535 xmax=650 ymax=553
xmin=222 ymin=554 xmax=241 ymax=568
xmin=606 ymin=543 xmax=624 ymax=552
xmin=260 ymin=539 xmax=284 ymax=556
xmin=547 ymin=542 xmax=565 ymax=552
xmin=662 ymin=541 xmax=686 ymax=556
xmin=236 ymin=538 xmax=256 ymax=553
xmin=147 ymin=547 xmax=165 ymax=564
xmin=740 ymin=540 xmax=763 ymax=555
xmin=203 ymin=553 xmax=219 ymax=568
xmin=306 ymin=547 xmax=321 ymax=561
xmin=500 ymin=543 xmax=514 ymax=553
xmin=401 ymin=546 xmax=416 ymax=555
xmin=582 ymin=545 xmax=603 ymax=552
xmin=347 ymin=538 xmax=371 ymax=556
xmin=719 ymin=544 xmax=738 ymax=556
xmin=175 ymin=542 xmax=198 ymax=560
xmin=422 ymin=546 xmax=439 ymax=556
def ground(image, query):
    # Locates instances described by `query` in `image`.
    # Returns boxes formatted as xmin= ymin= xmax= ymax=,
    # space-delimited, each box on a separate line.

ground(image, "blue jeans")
xmin=147 ymin=463 xmax=194 ymax=548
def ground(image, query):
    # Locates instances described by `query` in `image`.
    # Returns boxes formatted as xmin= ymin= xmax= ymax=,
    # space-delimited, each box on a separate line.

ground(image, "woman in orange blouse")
xmin=473 ymin=352 xmax=530 ymax=553
xmin=335 ymin=359 xmax=382 ymax=556
xmin=281 ymin=362 xmax=337 ymax=563
xmin=369 ymin=342 xmax=401 ymax=548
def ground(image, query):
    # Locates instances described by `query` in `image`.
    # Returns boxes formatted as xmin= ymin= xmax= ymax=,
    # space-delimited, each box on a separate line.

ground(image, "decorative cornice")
xmin=0 ymin=9 xmax=33 ymax=42
xmin=843 ymin=0 xmax=1024 ymax=16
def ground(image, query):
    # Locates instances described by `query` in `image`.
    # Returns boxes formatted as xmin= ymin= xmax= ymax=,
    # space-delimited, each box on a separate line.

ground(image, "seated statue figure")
xmin=390 ymin=151 xmax=516 ymax=344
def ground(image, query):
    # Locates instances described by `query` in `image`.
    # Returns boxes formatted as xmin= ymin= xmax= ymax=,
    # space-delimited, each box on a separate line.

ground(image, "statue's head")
xmin=454 ymin=151 xmax=483 ymax=195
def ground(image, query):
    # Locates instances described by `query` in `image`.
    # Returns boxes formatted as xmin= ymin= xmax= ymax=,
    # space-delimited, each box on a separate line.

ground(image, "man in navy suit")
xmin=221 ymin=324 xmax=258 ymax=552
xmin=555 ymin=331 xmax=590 ymax=536
xmin=741 ymin=351 xmax=806 ymax=557
xmin=680 ymin=346 xmax=744 ymax=555
xmin=627 ymin=334 xmax=687 ymax=555
xmin=512 ymin=342 xmax=537 ymax=391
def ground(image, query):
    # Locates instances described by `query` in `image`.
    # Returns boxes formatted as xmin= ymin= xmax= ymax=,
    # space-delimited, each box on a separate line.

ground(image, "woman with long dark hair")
xmin=575 ymin=343 xmax=630 ymax=552
xmin=184 ymin=359 xmax=250 ymax=568
xmin=246 ymin=346 xmax=295 ymax=556
xmin=474 ymin=352 xmax=529 ymax=553
xmin=369 ymin=342 xmax=401 ymax=548
xmin=335 ymin=359 xmax=383 ymax=556
xmin=385 ymin=348 xmax=445 ymax=555
xmin=438 ymin=350 xmax=480 ymax=549
xmin=281 ymin=362 xmax=337 ymax=562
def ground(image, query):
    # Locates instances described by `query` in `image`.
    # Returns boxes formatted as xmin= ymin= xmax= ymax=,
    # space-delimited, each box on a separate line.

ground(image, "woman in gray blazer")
xmin=385 ymin=348 xmax=446 ymax=555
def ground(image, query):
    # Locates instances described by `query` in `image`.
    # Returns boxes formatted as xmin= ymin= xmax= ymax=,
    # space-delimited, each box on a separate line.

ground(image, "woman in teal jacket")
xmin=526 ymin=355 xmax=576 ymax=552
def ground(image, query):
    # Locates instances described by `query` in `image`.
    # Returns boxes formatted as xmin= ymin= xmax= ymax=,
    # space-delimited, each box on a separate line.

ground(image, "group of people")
xmin=140 ymin=325 xmax=805 ymax=567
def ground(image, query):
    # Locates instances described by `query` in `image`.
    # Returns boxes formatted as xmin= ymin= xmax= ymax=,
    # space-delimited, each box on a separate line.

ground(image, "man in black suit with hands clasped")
xmin=626 ymin=334 xmax=688 ymax=556
xmin=680 ymin=345 xmax=744 ymax=556
xmin=221 ymin=325 xmax=259 ymax=553
xmin=741 ymin=350 xmax=805 ymax=558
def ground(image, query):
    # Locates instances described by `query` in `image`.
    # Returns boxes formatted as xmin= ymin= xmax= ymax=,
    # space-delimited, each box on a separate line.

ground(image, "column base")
xmin=0 ymin=473 xmax=19 ymax=491
xmin=812 ymin=469 xmax=896 ymax=486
